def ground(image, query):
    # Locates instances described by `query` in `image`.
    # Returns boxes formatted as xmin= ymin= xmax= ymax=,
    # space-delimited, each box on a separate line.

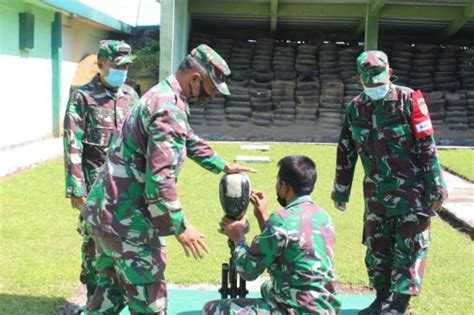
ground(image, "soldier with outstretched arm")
xmin=81 ymin=44 xmax=254 ymax=314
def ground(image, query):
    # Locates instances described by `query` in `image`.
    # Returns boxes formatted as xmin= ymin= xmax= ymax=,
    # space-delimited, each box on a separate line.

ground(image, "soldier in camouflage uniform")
xmin=204 ymin=155 xmax=341 ymax=315
xmin=80 ymin=44 xmax=255 ymax=314
xmin=63 ymin=40 xmax=139 ymax=300
xmin=331 ymin=51 xmax=448 ymax=314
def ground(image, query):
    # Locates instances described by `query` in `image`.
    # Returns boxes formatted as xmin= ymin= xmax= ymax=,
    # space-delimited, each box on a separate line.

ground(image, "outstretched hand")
xmin=175 ymin=226 xmax=209 ymax=259
xmin=224 ymin=162 xmax=256 ymax=174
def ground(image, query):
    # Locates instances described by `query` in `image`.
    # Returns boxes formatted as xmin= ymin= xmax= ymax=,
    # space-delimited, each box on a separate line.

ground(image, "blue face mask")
xmin=364 ymin=83 xmax=390 ymax=100
xmin=104 ymin=68 xmax=128 ymax=88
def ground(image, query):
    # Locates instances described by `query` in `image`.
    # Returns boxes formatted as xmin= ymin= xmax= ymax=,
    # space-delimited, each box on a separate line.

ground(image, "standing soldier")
xmin=81 ymin=44 xmax=255 ymax=314
xmin=332 ymin=50 xmax=448 ymax=314
xmin=63 ymin=40 xmax=139 ymax=301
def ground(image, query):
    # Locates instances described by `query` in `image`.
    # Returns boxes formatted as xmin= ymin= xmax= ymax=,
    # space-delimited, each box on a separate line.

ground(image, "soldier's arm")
xmin=63 ymin=90 xmax=87 ymax=198
xmin=185 ymin=126 xmax=226 ymax=174
xmin=144 ymin=105 xmax=189 ymax=236
xmin=407 ymin=94 xmax=448 ymax=204
xmin=331 ymin=109 xmax=358 ymax=203
xmin=321 ymin=217 xmax=336 ymax=262
xmin=233 ymin=214 xmax=288 ymax=281
xmin=416 ymin=136 xmax=448 ymax=203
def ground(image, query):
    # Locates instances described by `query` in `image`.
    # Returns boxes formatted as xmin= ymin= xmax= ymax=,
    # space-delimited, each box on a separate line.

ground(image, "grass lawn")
xmin=438 ymin=148 xmax=474 ymax=181
xmin=1 ymin=143 xmax=473 ymax=314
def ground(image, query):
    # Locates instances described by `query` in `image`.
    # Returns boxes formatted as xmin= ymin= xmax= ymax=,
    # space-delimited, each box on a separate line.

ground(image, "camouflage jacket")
xmin=332 ymin=84 xmax=448 ymax=217
xmin=234 ymin=196 xmax=341 ymax=314
xmin=63 ymin=75 xmax=138 ymax=197
xmin=81 ymin=75 xmax=225 ymax=242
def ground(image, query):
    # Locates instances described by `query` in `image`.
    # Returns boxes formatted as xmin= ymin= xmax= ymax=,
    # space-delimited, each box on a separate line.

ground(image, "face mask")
xmin=277 ymin=195 xmax=287 ymax=207
xmin=104 ymin=68 xmax=128 ymax=88
xmin=188 ymin=79 xmax=212 ymax=106
xmin=276 ymin=181 xmax=288 ymax=207
xmin=364 ymin=83 xmax=389 ymax=100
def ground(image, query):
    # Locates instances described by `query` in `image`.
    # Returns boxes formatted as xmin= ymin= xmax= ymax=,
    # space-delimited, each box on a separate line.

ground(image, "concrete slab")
xmin=0 ymin=138 xmax=63 ymax=178
xmin=235 ymin=155 xmax=271 ymax=163
xmin=442 ymin=170 xmax=474 ymax=229
xmin=119 ymin=288 xmax=374 ymax=315
xmin=240 ymin=144 xmax=271 ymax=151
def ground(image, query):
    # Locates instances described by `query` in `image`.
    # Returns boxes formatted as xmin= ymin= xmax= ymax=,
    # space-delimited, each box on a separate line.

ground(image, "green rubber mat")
xmin=119 ymin=289 xmax=374 ymax=314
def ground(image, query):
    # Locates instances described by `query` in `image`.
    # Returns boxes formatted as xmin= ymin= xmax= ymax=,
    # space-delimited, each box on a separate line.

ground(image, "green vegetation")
xmin=0 ymin=159 xmax=81 ymax=314
xmin=128 ymin=38 xmax=160 ymax=80
xmin=1 ymin=143 xmax=472 ymax=314
xmin=439 ymin=148 xmax=474 ymax=181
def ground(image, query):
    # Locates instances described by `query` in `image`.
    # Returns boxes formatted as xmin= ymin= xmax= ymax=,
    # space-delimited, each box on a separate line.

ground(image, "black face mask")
xmin=277 ymin=195 xmax=287 ymax=207
xmin=276 ymin=181 xmax=288 ymax=207
xmin=188 ymin=78 xmax=212 ymax=107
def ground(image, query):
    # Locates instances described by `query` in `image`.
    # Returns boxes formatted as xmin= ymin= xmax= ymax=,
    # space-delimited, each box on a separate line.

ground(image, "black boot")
xmin=382 ymin=293 xmax=411 ymax=314
xmin=358 ymin=289 xmax=392 ymax=315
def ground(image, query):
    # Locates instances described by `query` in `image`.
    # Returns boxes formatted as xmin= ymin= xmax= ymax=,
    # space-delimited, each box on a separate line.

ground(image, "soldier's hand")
xmin=219 ymin=215 xmax=248 ymax=243
xmin=175 ymin=226 xmax=209 ymax=259
xmin=250 ymin=190 xmax=268 ymax=220
xmin=70 ymin=196 xmax=86 ymax=210
xmin=431 ymin=200 xmax=443 ymax=211
xmin=334 ymin=201 xmax=347 ymax=211
xmin=224 ymin=162 xmax=256 ymax=174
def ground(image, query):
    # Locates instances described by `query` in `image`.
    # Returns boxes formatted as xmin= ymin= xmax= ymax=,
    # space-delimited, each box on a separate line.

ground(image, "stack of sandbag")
xmin=408 ymin=43 xmax=438 ymax=93
xmin=444 ymin=92 xmax=468 ymax=131
xmin=433 ymin=44 xmax=460 ymax=91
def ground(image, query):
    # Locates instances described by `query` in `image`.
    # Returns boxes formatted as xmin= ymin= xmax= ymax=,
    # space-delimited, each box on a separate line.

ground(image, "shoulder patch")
xmin=410 ymin=90 xmax=434 ymax=139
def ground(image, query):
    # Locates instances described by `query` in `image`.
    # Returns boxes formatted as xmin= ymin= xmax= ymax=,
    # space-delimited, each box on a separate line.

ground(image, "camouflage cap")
xmin=98 ymin=40 xmax=133 ymax=66
xmin=191 ymin=44 xmax=231 ymax=95
xmin=357 ymin=50 xmax=390 ymax=85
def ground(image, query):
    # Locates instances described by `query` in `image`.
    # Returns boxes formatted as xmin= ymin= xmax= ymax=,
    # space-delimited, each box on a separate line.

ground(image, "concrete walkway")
xmin=0 ymin=137 xmax=63 ymax=177
xmin=442 ymin=170 xmax=474 ymax=229
xmin=1 ymin=138 xmax=472 ymax=232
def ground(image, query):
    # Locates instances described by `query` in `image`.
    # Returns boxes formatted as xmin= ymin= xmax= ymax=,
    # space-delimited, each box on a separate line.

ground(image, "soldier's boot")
xmin=358 ymin=289 xmax=392 ymax=315
xmin=382 ymin=293 xmax=411 ymax=315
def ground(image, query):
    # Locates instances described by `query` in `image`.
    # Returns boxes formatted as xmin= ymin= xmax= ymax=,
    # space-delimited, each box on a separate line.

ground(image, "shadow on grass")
xmin=0 ymin=294 xmax=71 ymax=315
xmin=438 ymin=207 xmax=474 ymax=240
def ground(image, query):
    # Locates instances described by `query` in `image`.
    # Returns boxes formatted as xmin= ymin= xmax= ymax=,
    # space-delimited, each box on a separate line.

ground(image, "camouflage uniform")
xmin=203 ymin=196 xmax=341 ymax=315
xmin=63 ymin=40 xmax=138 ymax=297
xmin=332 ymin=51 xmax=448 ymax=297
xmin=81 ymin=45 xmax=231 ymax=314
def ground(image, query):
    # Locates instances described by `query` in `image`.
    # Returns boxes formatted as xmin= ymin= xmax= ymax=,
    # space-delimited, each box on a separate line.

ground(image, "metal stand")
xmin=219 ymin=239 xmax=248 ymax=299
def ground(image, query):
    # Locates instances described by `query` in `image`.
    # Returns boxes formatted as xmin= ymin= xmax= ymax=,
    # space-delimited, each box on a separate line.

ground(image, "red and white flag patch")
xmin=410 ymin=90 xmax=434 ymax=138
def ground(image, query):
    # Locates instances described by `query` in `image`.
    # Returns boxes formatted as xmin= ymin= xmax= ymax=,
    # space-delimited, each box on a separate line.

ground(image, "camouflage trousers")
xmin=363 ymin=212 xmax=431 ymax=296
xmin=79 ymin=168 xmax=103 ymax=297
xmin=203 ymin=280 xmax=285 ymax=315
xmin=78 ymin=216 xmax=97 ymax=298
xmin=85 ymin=225 xmax=168 ymax=314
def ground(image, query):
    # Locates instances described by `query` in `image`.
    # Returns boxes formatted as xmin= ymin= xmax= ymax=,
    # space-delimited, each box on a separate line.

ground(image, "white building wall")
xmin=60 ymin=17 xmax=109 ymax=135
xmin=0 ymin=4 xmax=54 ymax=149
xmin=0 ymin=3 xmax=111 ymax=149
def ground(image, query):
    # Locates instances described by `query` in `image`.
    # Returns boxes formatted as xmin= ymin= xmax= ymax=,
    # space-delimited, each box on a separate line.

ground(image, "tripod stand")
xmin=219 ymin=239 xmax=248 ymax=299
